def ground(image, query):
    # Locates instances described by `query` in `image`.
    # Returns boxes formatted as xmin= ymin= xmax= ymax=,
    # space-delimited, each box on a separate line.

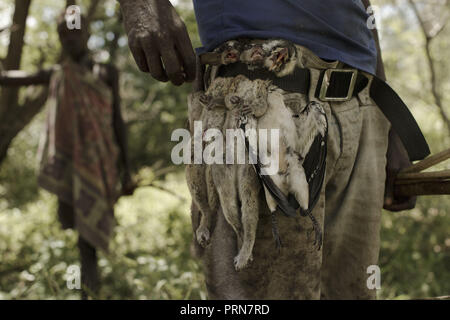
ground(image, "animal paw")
xmin=241 ymin=105 xmax=253 ymax=116
xmin=234 ymin=252 xmax=253 ymax=271
xmin=199 ymin=93 xmax=212 ymax=107
xmin=228 ymin=95 xmax=241 ymax=105
xmin=306 ymin=213 xmax=323 ymax=251
xmin=313 ymin=228 xmax=323 ymax=251
xmin=196 ymin=226 xmax=211 ymax=248
xmin=274 ymin=235 xmax=283 ymax=252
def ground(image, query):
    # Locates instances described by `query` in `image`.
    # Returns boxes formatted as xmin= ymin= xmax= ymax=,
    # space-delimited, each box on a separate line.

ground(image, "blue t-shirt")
xmin=193 ymin=0 xmax=377 ymax=74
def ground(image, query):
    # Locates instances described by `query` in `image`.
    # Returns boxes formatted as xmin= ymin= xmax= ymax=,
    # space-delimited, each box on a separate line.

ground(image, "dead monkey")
xmin=210 ymin=75 xmax=271 ymax=271
xmin=188 ymin=69 xmax=324 ymax=266
xmin=186 ymin=77 xmax=244 ymax=248
xmin=187 ymin=75 xmax=269 ymax=270
xmin=188 ymin=74 xmax=320 ymax=267
xmin=186 ymin=87 xmax=227 ymax=248
xmin=212 ymin=40 xmax=244 ymax=65
xmin=262 ymin=40 xmax=298 ymax=77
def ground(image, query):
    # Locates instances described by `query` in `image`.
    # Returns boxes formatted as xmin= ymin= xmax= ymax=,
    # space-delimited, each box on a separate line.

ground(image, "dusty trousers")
xmin=190 ymin=41 xmax=391 ymax=300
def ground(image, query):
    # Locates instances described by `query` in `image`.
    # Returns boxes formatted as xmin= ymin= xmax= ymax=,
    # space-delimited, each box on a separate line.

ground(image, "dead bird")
xmin=292 ymin=101 xmax=327 ymax=161
xmin=290 ymin=100 xmax=328 ymax=248
xmin=255 ymin=86 xmax=311 ymax=248
xmin=245 ymin=39 xmax=327 ymax=248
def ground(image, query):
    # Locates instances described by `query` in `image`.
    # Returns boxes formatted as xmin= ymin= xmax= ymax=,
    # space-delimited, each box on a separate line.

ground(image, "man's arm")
xmin=383 ymin=129 xmax=417 ymax=211
xmin=362 ymin=0 xmax=416 ymax=211
xmin=0 ymin=69 xmax=52 ymax=86
xmin=118 ymin=0 xmax=196 ymax=86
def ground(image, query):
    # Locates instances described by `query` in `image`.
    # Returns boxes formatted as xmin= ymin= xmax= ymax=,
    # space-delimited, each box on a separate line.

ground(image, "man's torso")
xmin=193 ymin=0 xmax=377 ymax=74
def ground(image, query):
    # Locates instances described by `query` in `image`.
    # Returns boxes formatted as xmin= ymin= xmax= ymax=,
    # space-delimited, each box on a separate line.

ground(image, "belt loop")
xmin=211 ymin=65 xmax=220 ymax=83
xmin=357 ymin=72 xmax=374 ymax=105
xmin=336 ymin=61 xmax=346 ymax=69
xmin=308 ymin=68 xmax=323 ymax=103
xmin=205 ymin=65 xmax=220 ymax=90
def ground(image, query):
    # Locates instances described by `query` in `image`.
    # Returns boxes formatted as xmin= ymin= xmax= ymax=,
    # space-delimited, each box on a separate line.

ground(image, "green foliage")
xmin=379 ymin=198 xmax=450 ymax=299
xmin=0 ymin=112 xmax=44 ymax=207
xmin=0 ymin=173 xmax=206 ymax=299
xmin=373 ymin=0 xmax=450 ymax=298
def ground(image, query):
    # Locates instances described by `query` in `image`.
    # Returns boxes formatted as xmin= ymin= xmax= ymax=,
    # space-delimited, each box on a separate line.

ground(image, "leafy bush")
xmin=0 ymin=174 xmax=206 ymax=300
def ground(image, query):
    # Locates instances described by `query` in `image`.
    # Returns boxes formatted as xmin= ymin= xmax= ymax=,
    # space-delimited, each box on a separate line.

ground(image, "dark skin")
xmin=119 ymin=0 xmax=415 ymax=212
xmin=118 ymin=0 xmax=196 ymax=85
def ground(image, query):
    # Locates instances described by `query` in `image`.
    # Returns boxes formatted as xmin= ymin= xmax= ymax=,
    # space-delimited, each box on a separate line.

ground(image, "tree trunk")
xmin=408 ymin=0 xmax=450 ymax=135
xmin=0 ymin=87 xmax=48 ymax=163
xmin=0 ymin=0 xmax=36 ymax=165
xmin=0 ymin=0 xmax=31 ymax=117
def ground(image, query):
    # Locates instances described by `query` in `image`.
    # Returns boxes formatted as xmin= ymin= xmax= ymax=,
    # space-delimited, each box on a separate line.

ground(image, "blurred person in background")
xmin=0 ymin=8 xmax=135 ymax=299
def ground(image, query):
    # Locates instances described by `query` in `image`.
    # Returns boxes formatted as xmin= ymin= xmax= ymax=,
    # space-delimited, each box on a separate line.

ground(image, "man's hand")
xmin=384 ymin=129 xmax=417 ymax=211
xmin=118 ymin=0 xmax=196 ymax=85
xmin=362 ymin=0 xmax=414 ymax=211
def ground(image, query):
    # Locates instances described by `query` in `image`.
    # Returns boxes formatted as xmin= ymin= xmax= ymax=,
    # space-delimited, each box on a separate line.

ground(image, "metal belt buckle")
xmin=319 ymin=69 xmax=358 ymax=102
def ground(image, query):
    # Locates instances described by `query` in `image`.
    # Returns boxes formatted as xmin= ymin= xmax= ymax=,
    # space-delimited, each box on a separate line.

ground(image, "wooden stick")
xmin=394 ymin=149 xmax=450 ymax=196
xmin=395 ymin=180 xmax=450 ymax=197
xmin=395 ymin=178 xmax=449 ymax=185
xmin=397 ymin=170 xmax=450 ymax=181
xmin=199 ymin=52 xmax=223 ymax=66
xmin=0 ymin=69 xmax=52 ymax=86
xmin=401 ymin=148 xmax=450 ymax=174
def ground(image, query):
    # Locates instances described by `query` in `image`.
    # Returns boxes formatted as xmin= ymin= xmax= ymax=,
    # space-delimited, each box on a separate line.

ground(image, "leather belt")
xmin=217 ymin=62 xmax=430 ymax=161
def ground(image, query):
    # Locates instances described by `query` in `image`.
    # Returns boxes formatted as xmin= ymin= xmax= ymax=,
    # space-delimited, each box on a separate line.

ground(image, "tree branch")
xmin=0 ymin=25 xmax=11 ymax=34
xmin=0 ymin=0 xmax=32 ymax=116
xmin=401 ymin=148 xmax=450 ymax=174
xmin=397 ymin=170 xmax=450 ymax=181
xmin=395 ymin=180 xmax=450 ymax=197
xmin=0 ymin=87 xmax=48 ymax=164
xmin=408 ymin=0 xmax=450 ymax=134
xmin=0 ymin=69 xmax=52 ymax=86
xmin=86 ymin=0 xmax=102 ymax=26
